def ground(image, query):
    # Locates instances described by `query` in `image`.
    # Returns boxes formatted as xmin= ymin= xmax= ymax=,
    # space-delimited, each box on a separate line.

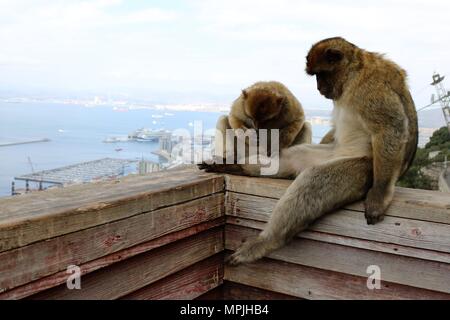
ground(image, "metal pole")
xmin=431 ymin=73 xmax=450 ymax=133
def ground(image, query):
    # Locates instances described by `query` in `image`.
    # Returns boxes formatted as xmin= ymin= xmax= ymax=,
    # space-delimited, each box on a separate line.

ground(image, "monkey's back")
xmin=251 ymin=81 xmax=305 ymax=127
xmin=353 ymin=51 xmax=418 ymax=177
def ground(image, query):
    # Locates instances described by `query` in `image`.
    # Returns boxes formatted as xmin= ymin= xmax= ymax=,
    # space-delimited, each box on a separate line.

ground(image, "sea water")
xmin=0 ymin=102 xmax=330 ymax=198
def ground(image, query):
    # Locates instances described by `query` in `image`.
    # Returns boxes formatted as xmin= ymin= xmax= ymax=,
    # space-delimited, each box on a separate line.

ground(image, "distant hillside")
xmin=398 ymin=127 xmax=450 ymax=190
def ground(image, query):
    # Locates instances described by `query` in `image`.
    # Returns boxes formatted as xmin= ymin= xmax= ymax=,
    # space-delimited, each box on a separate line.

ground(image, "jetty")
xmin=0 ymin=138 xmax=50 ymax=147
xmin=0 ymin=167 xmax=449 ymax=300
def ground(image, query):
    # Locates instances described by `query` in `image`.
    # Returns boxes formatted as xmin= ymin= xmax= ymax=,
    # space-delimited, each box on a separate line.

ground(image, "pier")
xmin=14 ymin=158 xmax=137 ymax=186
xmin=0 ymin=138 xmax=50 ymax=147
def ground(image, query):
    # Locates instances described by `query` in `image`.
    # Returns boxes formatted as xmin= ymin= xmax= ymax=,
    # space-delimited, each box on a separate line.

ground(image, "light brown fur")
xmin=214 ymin=81 xmax=312 ymax=160
xmin=200 ymin=37 xmax=418 ymax=265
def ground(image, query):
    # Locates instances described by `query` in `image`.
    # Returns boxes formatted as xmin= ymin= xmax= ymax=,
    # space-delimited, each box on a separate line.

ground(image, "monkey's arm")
xmin=320 ymin=128 xmax=335 ymax=144
xmin=279 ymin=120 xmax=303 ymax=148
xmin=228 ymin=114 xmax=248 ymax=130
xmin=359 ymin=96 xmax=407 ymax=224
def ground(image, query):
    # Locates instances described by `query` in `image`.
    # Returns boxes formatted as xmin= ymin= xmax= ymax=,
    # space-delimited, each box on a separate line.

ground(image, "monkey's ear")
xmin=242 ymin=90 xmax=248 ymax=99
xmin=325 ymin=48 xmax=343 ymax=63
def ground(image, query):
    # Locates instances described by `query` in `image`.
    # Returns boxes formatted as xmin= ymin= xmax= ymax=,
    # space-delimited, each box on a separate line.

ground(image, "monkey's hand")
xmin=364 ymin=188 xmax=390 ymax=225
xmin=197 ymin=157 xmax=245 ymax=175
xmin=197 ymin=157 xmax=226 ymax=172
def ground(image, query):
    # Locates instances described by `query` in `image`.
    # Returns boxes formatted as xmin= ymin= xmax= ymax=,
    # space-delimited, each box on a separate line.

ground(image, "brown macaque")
xmin=212 ymin=81 xmax=311 ymax=165
xmin=200 ymin=37 xmax=418 ymax=266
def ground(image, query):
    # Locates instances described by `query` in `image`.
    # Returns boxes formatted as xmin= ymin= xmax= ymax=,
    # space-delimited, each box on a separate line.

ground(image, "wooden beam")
xmin=227 ymin=216 xmax=450 ymax=264
xmin=30 ymin=228 xmax=224 ymax=299
xmin=223 ymin=282 xmax=301 ymax=300
xmin=0 ymin=169 xmax=223 ymax=252
xmin=225 ymin=225 xmax=450 ymax=294
xmin=121 ymin=254 xmax=224 ymax=300
xmin=225 ymin=175 xmax=450 ymax=224
xmin=226 ymin=192 xmax=450 ymax=255
xmin=195 ymin=286 xmax=224 ymax=300
xmin=224 ymin=254 xmax=450 ymax=300
xmin=0 ymin=194 xmax=224 ymax=292
xmin=0 ymin=218 xmax=224 ymax=300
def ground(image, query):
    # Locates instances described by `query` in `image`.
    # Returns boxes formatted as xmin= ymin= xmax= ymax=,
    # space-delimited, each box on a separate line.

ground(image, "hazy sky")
xmin=0 ymin=0 xmax=449 ymax=108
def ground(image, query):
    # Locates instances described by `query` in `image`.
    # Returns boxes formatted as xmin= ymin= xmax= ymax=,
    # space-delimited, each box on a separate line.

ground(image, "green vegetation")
xmin=397 ymin=126 xmax=450 ymax=190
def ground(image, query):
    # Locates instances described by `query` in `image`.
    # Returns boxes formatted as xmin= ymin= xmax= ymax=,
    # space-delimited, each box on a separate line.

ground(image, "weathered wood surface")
xmin=226 ymin=192 xmax=450 ymax=258
xmin=30 ymin=228 xmax=224 ymax=299
xmin=195 ymin=286 xmax=224 ymax=300
xmin=0 ymin=168 xmax=223 ymax=252
xmin=1 ymin=169 xmax=449 ymax=300
xmin=122 ymin=254 xmax=224 ymax=300
xmin=222 ymin=282 xmax=301 ymax=300
xmin=225 ymin=175 xmax=450 ymax=224
xmin=224 ymin=254 xmax=450 ymax=300
xmin=226 ymin=225 xmax=450 ymax=294
xmin=0 ymin=218 xmax=224 ymax=300
xmin=0 ymin=194 xmax=224 ymax=292
xmin=227 ymin=217 xmax=450 ymax=264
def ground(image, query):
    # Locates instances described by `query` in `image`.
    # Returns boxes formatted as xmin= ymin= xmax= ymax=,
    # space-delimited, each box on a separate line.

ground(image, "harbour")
xmin=0 ymin=102 xmax=224 ymax=197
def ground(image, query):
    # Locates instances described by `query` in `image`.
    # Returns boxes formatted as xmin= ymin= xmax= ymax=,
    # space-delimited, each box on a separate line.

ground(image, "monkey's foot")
xmin=364 ymin=191 xmax=387 ymax=225
xmin=226 ymin=236 xmax=273 ymax=266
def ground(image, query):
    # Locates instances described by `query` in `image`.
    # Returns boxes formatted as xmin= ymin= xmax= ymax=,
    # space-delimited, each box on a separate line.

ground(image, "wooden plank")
xmin=347 ymin=186 xmax=450 ymax=224
xmin=195 ymin=286 xmax=224 ymax=300
xmin=225 ymin=225 xmax=450 ymax=294
xmin=225 ymin=175 xmax=450 ymax=224
xmin=223 ymin=281 xmax=301 ymax=300
xmin=227 ymin=217 xmax=450 ymax=264
xmin=225 ymin=175 xmax=291 ymax=199
xmin=224 ymin=254 xmax=450 ymax=300
xmin=0 ymin=168 xmax=223 ymax=252
xmin=0 ymin=194 xmax=224 ymax=292
xmin=226 ymin=192 xmax=450 ymax=254
xmin=30 ymin=228 xmax=224 ymax=300
xmin=0 ymin=218 xmax=224 ymax=300
xmin=121 ymin=254 xmax=224 ymax=300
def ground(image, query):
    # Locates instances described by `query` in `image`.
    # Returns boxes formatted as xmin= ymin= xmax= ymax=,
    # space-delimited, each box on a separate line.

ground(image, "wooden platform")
xmin=0 ymin=168 xmax=449 ymax=300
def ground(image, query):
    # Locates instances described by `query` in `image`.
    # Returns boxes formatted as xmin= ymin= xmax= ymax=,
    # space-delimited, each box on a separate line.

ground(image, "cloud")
xmin=120 ymin=9 xmax=178 ymax=24
xmin=0 ymin=0 xmax=449 ymax=110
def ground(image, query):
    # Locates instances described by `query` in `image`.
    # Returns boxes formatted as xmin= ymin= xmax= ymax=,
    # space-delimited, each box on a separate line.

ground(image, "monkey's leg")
xmin=199 ymin=143 xmax=335 ymax=178
xmin=319 ymin=128 xmax=336 ymax=144
xmin=227 ymin=156 xmax=372 ymax=265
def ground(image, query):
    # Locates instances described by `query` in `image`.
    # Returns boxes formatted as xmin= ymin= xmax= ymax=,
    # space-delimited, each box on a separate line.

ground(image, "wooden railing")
xmin=0 ymin=168 xmax=449 ymax=300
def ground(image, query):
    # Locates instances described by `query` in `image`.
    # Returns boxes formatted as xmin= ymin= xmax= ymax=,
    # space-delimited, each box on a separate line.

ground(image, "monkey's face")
xmin=242 ymin=89 xmax=284 ymax=127
xmin=306 ymin=37 xmax=354 ymax=100
xmin=314 ymin=72 xmax=338 ymax=99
